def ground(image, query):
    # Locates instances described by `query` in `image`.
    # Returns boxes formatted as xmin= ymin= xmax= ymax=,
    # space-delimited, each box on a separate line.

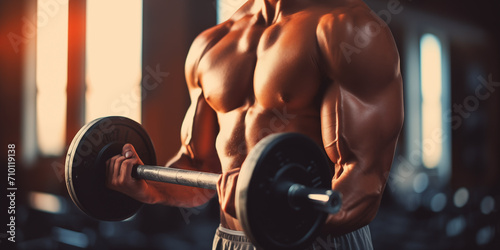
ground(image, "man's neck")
xmin=259 ymin=0 xmax=282 ymax=25
xmin=258 ymin=0 xmax=314 ymax=25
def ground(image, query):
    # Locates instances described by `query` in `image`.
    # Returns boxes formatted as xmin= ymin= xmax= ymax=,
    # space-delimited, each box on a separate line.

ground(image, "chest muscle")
xmin=197 ymin=17 xmax=322 ymax=113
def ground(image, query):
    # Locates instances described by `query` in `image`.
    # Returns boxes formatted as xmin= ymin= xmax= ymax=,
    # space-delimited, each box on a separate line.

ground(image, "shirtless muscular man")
xmin=106 ymin=0 xmax=404 ymax=249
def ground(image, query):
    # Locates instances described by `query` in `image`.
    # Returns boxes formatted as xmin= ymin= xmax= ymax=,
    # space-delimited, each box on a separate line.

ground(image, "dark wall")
xmin=0 ymin=0 xmax=24 ymax=162
xmin=142 ymin=0 xmax=217 ymax=165
xmin=449 ymin=34 xmax=500 ymax=189
xmin=0 ymin=0 xmax=25 ymax=247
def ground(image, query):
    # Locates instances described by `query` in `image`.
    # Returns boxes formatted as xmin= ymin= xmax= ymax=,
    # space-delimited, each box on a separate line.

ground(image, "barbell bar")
xmin=132 ymin=165 xmax=339 ymax=214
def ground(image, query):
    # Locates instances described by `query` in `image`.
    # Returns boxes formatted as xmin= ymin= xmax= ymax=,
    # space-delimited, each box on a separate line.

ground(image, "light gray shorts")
xmin=212 ymin=225 xmax=373 ymax=250
xmin=212 ymin=226 xmax=256 ymax=250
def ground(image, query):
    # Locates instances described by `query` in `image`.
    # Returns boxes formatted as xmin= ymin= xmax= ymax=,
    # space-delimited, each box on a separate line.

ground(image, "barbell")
xmin=65 ymin=116 xmax=342 ymax=249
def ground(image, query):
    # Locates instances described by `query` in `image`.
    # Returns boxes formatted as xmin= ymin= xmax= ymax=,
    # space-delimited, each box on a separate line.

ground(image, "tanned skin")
xmin=106 ymin=0 xmax=403 ymax=237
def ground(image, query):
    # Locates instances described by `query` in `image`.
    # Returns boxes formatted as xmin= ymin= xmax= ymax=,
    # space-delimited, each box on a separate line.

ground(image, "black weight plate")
xmin=65 ymin=116 xmax=157 ymax=221
xmin=236 ymin=133 xmax=332 ymax=250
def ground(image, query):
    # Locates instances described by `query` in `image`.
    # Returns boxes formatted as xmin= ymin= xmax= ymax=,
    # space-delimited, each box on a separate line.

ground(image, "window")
xmin=85 ymin=0 xmax=143 ymax=123
xmin=420 ymin=33 xmax=443 ymax=168
xmin=26 ymin=0 xmax=143 ymax=159
xmin=36 ymin=0 xmax=69 ymax=156
xmin=418 ymin=33 xmax=451 ymax=180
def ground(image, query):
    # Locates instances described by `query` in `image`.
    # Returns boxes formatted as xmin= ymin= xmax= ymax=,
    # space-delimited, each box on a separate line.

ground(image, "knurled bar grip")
xmin=133 ymin=165 xmax=219 ymax=190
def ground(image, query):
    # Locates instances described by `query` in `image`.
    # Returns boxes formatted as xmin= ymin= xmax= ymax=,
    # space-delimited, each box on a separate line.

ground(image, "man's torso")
xmin=189 ymin=0 xmax=360 ymax=230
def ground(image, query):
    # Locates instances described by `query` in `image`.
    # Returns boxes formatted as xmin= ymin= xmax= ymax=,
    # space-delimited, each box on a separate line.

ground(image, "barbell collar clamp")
xmin=288 ymin=184 xmax=342 ymax=214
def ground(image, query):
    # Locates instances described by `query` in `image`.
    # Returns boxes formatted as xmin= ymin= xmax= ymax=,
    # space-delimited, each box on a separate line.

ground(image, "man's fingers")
xmin=121 ymin=158 xmax=140 ymax=184
xmin=122 ymin=143 xmax=138 ymax=159
xmin=106 ymin=155 xmax=119 ymax=186
xmin=112 ymin=156 xmax=126 ymax=182
xmin=106 ymin=144 xmax=145 ymax=192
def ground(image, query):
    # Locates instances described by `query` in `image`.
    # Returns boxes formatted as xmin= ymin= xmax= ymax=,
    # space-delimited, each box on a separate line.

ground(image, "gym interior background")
xmin=1 ymin=0 xmax=499 ymax=249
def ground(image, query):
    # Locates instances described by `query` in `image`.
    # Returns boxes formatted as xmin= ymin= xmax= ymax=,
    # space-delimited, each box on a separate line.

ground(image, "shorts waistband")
xmin=216 ymin=225 xmax=252 ymax=243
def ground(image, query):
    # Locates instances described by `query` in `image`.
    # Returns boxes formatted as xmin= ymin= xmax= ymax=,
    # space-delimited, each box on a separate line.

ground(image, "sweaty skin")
xmin=106 ymin=0 xmax=403 ymax=237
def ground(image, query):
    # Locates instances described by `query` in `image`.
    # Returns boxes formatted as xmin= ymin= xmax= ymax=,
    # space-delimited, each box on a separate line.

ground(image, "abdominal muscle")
xmin=215 ymin=104 xmax=324 ymax=230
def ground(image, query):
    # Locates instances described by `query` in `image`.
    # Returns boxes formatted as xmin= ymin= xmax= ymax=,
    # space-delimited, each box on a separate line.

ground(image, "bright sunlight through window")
xmin=86 ymin=0 xmax=143 ymax=123
xmin=420 ymin=33 xmax=443 ymax=168
xmin=36 ymin=0 xmax=68 ymax=156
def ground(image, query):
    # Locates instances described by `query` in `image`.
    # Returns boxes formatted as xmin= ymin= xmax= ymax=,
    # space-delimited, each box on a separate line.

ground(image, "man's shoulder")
xmin=191 ymin=22 xmax=231 ymax=51
xmin=315 ymin=0 xmax=398 ymax=63
xmin=185 ymin=21 xmax=233 ymax=77
xmin=314 ymin=0 xmax=401 ymax=94
xmin=315 ymin=0 xmax=381 ymax=38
